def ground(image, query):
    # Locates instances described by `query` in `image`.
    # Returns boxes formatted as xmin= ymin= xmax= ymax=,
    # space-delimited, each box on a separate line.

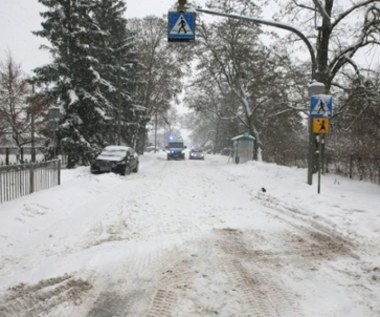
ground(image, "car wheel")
xmin=120 ymin=166 xmax=130 ymax=176
xmin=133 ymin=163 xmax=139 ymax=173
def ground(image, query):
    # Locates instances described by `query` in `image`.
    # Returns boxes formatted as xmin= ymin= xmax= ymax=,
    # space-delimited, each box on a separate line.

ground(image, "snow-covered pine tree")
xmin=91 ymin=0 xmax=143 ymax=148
xmin=33 ymin=0 xmax=117 ymax=167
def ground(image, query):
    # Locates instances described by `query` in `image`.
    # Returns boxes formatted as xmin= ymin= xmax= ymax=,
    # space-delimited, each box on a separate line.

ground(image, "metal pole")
xmin=31 ymin=112 xmax=36 ymax=163
xmin=57 ymin=159 xmax=61 ymax=186
xmin=317 ymin=136 xmax=322 ymax=194
xmin=308 ymin=82 xmax=326 ymax=185
xmin=31 ymin=84 xmax=36 ymax=163
xmin=154 ymin=110 xmax=158 ymax=153
xmin=117 ymin=66 xmax=121 ymax=146
xmin=308 ymin=118 xmax=314 ymax=185
xmin=54 ymin=131 xmax=57 ymax=159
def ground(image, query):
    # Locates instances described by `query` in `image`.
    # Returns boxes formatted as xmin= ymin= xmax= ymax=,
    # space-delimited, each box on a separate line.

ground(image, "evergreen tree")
xmin=33 ymin=0 xmax=119 ymax=167
xmin=92 ymin=0 xmax=143 ymax=148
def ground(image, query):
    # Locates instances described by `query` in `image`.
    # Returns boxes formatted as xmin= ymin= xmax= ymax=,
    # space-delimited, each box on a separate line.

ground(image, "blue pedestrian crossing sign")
xmin=168 ymin=11 xmax=196 ymax=42
xmin=310 ymin=95 xmax=333 ymax=118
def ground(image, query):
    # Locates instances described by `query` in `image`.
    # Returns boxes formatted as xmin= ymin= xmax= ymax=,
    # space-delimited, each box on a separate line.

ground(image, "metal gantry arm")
xmin=195 ymin=7 xmax=317 ymax=81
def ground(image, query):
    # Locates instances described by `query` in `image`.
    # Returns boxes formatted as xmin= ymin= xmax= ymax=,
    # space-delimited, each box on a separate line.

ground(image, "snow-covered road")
xmin=0 ymin=153 xmax=379 ymax=316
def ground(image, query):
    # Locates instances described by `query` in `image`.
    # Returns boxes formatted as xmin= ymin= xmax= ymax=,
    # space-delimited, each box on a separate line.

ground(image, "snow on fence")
xmin=0 ymin=147 xmax=45 ymax=165
xmin=0 ymin=160 xmax=61 ymax=204
xmin=0 ymin=147 xmax=68 ymax=168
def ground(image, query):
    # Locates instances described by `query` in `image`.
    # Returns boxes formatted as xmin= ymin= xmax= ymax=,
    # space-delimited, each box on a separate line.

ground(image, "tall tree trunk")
xmin=316 ymin=0 xmax=334 ymax=90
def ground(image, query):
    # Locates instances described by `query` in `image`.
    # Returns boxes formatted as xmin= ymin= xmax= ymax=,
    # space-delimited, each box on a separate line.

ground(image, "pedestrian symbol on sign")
xmin=178 ymin=17 xmax=187 ymax=33
xmin=313 ymin=118 xmax=330 ymax=134
xmin=319 ymin=120 xmax=326 ymax=132
xmin=169 ymin=14 xmax=194 ymax=36
xmin=317 ymin=99 xmax=327 ymax=114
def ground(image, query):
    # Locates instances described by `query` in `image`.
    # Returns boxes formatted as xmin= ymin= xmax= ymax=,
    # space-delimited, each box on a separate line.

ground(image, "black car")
xmin=90 ymin=146 xmax=139 ymax=175
xmin=189 ymin=148 xmax=205 ymax=160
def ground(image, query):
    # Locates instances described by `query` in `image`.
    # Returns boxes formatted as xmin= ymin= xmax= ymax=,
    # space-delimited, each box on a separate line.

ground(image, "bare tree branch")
xmin=331 ymin=0 xmax=379 ymax=30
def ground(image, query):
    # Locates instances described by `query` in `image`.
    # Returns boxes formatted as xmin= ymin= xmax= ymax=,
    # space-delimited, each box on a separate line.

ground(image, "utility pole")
xmin=154 ymin=110 xmax=158 ymax=153
xmin=31 ymin=110 xmax=35 ymax=163
xmin=117 ymin=65 xmax=122 ymax=146
xmin=30 ymin=84 xmax=37 ymax=163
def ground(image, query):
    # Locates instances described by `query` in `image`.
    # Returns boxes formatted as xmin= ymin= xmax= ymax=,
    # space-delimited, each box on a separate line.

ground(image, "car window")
xmin=101 ymin=150 xmax=126 ymax=157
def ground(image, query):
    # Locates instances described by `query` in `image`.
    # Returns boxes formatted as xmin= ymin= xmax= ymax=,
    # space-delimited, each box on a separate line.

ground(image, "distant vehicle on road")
xmin=90 ymin=145 xmax=139 ymax=175
xmin=189 ymin=147 xmax=205 ymax=160
xmin=145 ymin=145 xmax=161 ymax=153
xmin=166 ymin=141 xmax=186 ymax=160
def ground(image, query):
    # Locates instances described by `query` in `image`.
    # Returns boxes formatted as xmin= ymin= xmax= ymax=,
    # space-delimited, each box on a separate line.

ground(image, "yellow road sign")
xmin=313 ymin=118 xmax=329 ymax=134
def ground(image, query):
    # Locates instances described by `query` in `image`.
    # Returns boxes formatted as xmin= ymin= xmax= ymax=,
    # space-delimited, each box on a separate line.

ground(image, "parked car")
xmin=189 ymin=147 xmax=205 ymax=160
xmin=90 ymin=145 xmax=139 ymax=175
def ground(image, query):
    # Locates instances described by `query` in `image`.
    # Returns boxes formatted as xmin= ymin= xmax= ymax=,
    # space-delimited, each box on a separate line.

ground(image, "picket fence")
xmin=0 ymin=160 xmax=61 ymax=204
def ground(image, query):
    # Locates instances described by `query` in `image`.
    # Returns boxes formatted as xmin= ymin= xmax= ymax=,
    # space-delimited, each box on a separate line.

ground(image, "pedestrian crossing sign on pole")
xmin=310 ymin=95 xmax=333 ymax=118
xmin=313 ymin=117 xmax=330 ymax=134
xmin=168 ymin=11 xmax=196 ymax=42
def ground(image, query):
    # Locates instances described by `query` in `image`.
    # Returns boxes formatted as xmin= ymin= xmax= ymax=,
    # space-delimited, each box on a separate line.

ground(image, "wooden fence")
xmin=0 ymin=160 xmax=61 ymax=204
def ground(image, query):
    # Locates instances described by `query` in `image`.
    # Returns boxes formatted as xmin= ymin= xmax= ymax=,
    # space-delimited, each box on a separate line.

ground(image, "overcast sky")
xmin=0 ymin=0 xmax=208 ymax=74
xmin=0 ymin=1 xmax=378 ymax=75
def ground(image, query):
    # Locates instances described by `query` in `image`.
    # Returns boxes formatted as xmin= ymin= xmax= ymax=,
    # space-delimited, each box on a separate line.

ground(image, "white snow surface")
xmin=0 ymin=153 xmax=379 ymax=317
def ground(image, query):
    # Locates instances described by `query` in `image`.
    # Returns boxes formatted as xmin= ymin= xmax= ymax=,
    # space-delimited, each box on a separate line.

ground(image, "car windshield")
xmin=100 ymin=150 xmax=126 ymax=158
xmin=168 ymin=143 xmax=183 ymax=148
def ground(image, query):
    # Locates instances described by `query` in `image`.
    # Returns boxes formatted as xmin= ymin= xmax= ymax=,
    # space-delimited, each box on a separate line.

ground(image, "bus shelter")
xmin=231 ymin=133 xmax=255 ymax=164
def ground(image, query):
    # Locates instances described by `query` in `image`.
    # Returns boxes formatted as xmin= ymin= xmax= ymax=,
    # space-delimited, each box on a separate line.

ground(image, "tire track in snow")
xmin=145 ymin=241 xmax=207 ymax=317
xmin=146 ymin=289 xmax=177 ymax=317
xmin=216 ymin=228 xmax=304 ymax=317
xmin=0 ymin=274 xmax=92 ymax=317
xmin=87 ymin=292 xmax=130 ymax=317
xmin=252 ymin=192 xmax=359 ymax=262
